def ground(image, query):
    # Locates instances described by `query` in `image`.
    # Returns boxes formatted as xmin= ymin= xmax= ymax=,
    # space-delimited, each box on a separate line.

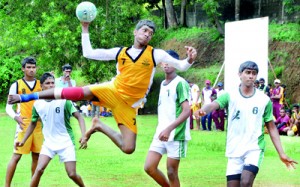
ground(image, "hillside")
xmin=160 ymin=38 xmax=300 ymax=104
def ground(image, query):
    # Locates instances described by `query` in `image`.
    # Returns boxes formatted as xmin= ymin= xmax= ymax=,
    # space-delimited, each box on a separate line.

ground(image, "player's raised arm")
xmin=154 ymin=48 xmax=197 ymax=71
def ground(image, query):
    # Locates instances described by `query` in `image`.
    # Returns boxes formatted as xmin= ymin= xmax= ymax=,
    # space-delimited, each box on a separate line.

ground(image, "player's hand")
xmin=158 ymin=129 xmax=171 ymax=142
xmin=194 ymin=109 xmax=206 ymax=119
xmin=14 ymin=141 xmax=24 ymax=150
xmin=8 ymin=95 xmax=21 ymax=104
xmin=14 ymin=116 xmax=26 ymax=130
xmin=185 ymin=46 xmax=197 ymax=64
xmin=280 ymin=153 xmax=298 ymax=170
xmin=81 ymin=22 xmax=90 ymax=33
xmin=79 ymin=137 xmax=88 ymax=149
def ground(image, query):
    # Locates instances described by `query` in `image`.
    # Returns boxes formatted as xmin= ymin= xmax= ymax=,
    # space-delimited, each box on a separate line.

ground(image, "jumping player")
xmin=194 ymin=61 xmax=297 ymax=187
xmin=8 ymin=19 xmax=197 ymax=155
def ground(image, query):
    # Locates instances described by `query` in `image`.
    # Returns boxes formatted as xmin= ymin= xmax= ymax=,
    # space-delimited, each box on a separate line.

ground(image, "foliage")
xmin=163 ymin=26 xmax=221 ymax=42
xmin=269 ymin=23 xmax=300 ymax=42
xmin=283 ymin=0 xmax=300 ymax=15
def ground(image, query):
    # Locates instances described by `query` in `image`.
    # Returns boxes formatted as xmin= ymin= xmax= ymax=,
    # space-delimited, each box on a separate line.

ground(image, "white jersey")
xmin=155 ymin=76 xmax=191 ymax=141
xmin=32 ymin=100 xmax=77 ymax=151
xmin=215 ymin=88 xmax=273 ymax=157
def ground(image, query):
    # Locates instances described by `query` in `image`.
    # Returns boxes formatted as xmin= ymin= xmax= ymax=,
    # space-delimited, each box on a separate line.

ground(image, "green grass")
xmin=1 ymin=114 xmax=300 ymax=186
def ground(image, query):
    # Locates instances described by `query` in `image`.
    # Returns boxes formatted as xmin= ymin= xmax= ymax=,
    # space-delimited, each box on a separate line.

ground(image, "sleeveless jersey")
xmin=16 ymin=78 xmax=42 ymax=130
xmin=115 ymin=45 xmax=156 ymax=99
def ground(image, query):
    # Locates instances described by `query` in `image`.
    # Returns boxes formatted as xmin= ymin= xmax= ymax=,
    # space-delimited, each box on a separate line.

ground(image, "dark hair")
xmin=292 ymin=104 xmax=299 ymax=109
xmin=62 ymin=64 xmax=72 ymax=71
xmin=135 ymin=20 xmax=156 ymax=33
xmin=166 ymin=50 xmax=179 ymax=60
xmin=21 ymin=57 xmax=36 ymax=68
xmin=254 ymin=80 xmax=259 ymax=84
xmin=259 ymin=78 xmax=265 ymax=82
xmin=239 ymin=61 xmax=259 ymax=73
xmin=40 ymin=72 xmax=55 ymax=84
xmin=286 ymin=109 xmax=292 ymax=114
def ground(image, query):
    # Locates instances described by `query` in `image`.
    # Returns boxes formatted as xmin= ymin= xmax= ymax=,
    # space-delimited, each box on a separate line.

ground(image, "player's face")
xmin=161 ymin=62 xmax=175 ymax=74
xmin=22 ymin=63 xmax=36 ymax=78
xmin=279 ymin=109 xmax=286 ymax=117
xmin=239 ymin=69 xmax=257 ymax=87
xmin=42 ymin=77 xmax=55 ymax=90
xmin=134 ymin=25 xmax=154 ymax=47
xmin=63 ymin=69 xmax=72 ymax=78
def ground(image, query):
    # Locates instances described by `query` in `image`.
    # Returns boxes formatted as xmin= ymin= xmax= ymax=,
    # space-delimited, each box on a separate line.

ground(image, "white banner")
xmin=224 ymin=17 xmax=269 ymax=93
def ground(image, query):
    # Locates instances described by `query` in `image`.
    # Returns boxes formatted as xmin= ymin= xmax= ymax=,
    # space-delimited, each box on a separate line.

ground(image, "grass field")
xmin=1 ymin=114 xmax=300 ymax=187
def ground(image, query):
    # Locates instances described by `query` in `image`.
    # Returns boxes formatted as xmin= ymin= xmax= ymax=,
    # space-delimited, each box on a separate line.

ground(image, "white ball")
xmin=287 ymin=130 xmax=295 ymax=137
xmin=76 ymin=1 xmax=97 ymax=22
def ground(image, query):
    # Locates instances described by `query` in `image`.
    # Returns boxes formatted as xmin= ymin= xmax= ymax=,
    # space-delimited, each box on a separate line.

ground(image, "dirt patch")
xmin=160 ymin=39 xmax=300 ymax=104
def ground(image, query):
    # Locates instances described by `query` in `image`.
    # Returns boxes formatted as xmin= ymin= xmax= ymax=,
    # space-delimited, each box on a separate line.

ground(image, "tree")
xmin=165 ymin=0 xmax=178 ymax=28
xmin=179 ymin=0 xmax=188 ymax=27
xmin=197 ymin=0 xmax=224 ymax=36
xmin=0 ymin=0 xmax=155 ymax=99
xmin=235 ymin=0 xmax=240 ymax=21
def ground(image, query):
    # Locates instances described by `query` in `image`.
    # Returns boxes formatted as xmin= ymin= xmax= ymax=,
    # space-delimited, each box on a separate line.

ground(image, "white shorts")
xmin=149 ymin=139 xmax=188 ymax=160
xmin=40 ymin=144 xmax=76 ymax=163
xmin=226 ymin=149 xmax=264 ymax=176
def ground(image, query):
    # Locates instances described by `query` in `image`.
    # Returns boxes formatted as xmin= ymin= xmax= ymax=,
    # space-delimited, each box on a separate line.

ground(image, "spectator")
xmin=201 ymin=80 xmax=216 ymax=131
xmin=212 ymin=82 xmax=226 ymax=131
xmin=275 ymin=108 xmax=290 ymax=135
xmin=258 ymin=78 xmax=267 ymax=93
xmin=266 ymin=83 xmax=272 ymax=97
xmin=270 ymin=79 xmax=284 ymax=119
xmin=188 ymin=80 xmax=201 ymax=130
xmin=254 ymin=80 xmax=259 ymax=88
xmin=55 ymin=64 xmax=76 ymax=88
xmin=291 ymin=104 xmax=300 ymax=136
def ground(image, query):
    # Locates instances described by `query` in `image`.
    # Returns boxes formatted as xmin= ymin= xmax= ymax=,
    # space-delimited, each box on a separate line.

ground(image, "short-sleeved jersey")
xmin=155 ymin=76 xmax=191 ymax=141
xmin=215 ymin=88 xmax=273 ymax=157
xmin=32 ymin=100 xmax=77 ymax=151
xmin=115 ymin=45 xmax=155 ymax=99
xmin=17 ymin=78 xmax=42 ymax=130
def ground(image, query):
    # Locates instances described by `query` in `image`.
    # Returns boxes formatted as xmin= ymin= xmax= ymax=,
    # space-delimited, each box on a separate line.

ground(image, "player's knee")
xmin=67 ymin=171 xmax=77 ymax=179
xmin=240 ymin=178 xmax=253 ymax=187
xmin=122 ymin=146 xmax=135 ymax=154
xmin=35 ymin=166 xmax=46 ymax=176
xmin=144 ymin=164 xmax=155 ymax=175
xmin=167 ymin=167 xmax=178 ymax=180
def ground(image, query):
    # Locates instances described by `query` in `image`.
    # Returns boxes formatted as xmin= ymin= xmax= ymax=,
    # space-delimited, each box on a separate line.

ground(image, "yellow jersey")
xmin=115 ymin=45 xmax=155 ymax=99
xmin=16 ymin=79 xmax=42 ymax=130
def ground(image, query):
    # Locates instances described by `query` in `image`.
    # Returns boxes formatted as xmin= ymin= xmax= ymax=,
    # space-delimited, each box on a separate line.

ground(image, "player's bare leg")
xmin=65 ymin=161 xmax=85 ymax=187
xmin=31 ymin=152 xmax=39 ymax=176
xmin=86 ymin=117 xmax=136 ymax=154
xmin=166 ymin=157 xmax=180 ymax=187
xmin=30 ymin=155 xmax=52 ymax=187
xmin=144 ymin=151 xmax=170 ymax=187
xmin=5 ymin=153 xmax=22 ymax=187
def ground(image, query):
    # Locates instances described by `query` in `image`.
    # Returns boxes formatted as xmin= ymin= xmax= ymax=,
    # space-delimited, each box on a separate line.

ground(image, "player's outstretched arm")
xmin=8 ymin=95 xmax=21 ymax=104
xmin=73 ymin=111 xmax=88 ymax=149
xmin=185 ymin=46 xmax=197 ymax=64
xmin=15 ymin=121 xmax=37 ymax=150
xmin=194 ymin=101 xmax=220 ymax=119
xmin=266 ymin=120 xmax=298 ymax=169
